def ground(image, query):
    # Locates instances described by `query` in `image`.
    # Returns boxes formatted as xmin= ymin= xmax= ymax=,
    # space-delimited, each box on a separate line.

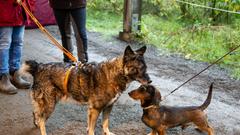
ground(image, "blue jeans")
xmin=0 ymin=26 xmax=25 ymax=74
xmin=53 ymin=7 xmax=88 ymax=62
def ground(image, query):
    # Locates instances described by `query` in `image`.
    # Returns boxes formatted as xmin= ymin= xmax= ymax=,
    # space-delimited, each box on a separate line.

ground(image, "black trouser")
xmin=53 ymin=7 xmax=88 ymax=62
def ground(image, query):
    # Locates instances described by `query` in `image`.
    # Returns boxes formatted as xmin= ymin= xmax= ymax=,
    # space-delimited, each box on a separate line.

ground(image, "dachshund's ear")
xmin=154 ymin=88 xmax=162 ymax=104
xmin=149 ymin=85 xmax=162 ymax=104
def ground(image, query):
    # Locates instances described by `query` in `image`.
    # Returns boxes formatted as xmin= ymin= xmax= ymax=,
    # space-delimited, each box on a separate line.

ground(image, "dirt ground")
xmin=0 ymin=26 xmax=240 ymax=135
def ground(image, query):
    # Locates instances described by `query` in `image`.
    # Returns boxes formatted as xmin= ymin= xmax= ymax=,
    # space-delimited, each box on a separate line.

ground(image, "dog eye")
xmin=140 ymin=88 xmax=145 ymax=92
xmin=140 ymin=86 xmax=147 ymax=91
xmin=129 ymin=68 xmax=137 ymax=74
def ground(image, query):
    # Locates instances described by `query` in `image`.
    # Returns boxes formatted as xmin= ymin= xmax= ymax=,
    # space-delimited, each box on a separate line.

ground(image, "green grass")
xmin=87 ymin=9 xmax=122 ymax=37
xmin=87 ymin=8 xmax=240 ymax=79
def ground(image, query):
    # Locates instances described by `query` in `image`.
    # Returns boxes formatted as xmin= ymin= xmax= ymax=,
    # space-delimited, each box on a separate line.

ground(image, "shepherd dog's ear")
xmin=124 ymin=45 xmax=134 ymax=56
xmin=123 ymin=45 xmax=135 ymax=62
xmin=136 ymin=46 xmax=146 ymax=56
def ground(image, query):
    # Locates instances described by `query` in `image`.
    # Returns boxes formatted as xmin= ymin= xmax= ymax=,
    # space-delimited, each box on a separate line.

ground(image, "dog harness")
xmin=63 ymin=65 xmax=75 ymax=97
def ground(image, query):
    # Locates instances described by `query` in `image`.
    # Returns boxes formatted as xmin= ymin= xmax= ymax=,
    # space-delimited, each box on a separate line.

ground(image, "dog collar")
xmin=143 ymin=105 xmax=159 ymax=110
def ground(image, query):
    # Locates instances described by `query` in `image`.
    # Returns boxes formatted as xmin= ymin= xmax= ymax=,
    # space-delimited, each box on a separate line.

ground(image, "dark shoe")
xmin=82 ymin=52 xmax=88 ymax=63
xmin=11 ymin=71 xmax=31 ymax=89
xmin=85 ymin=52 xmax=88 ymax=61
xmin=81 ymin=59 xmax=87 ymax=63
xmin=0 ymin=73 xmax=17 ymax=95
xmin=63 ymin=59 xmax=74 ymax=67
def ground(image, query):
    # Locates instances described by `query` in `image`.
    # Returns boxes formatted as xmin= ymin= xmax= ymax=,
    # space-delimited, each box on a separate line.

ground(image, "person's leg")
xmin=71 ymin=16 xmax=85 ymax=62
xmin=70 ymin=7 xmax=88 ymax=62
xmin=0 ymin=27 xmax=17 ymax=94
xmin=9 ymin=26 xmax=24 ymax=72
xmin=0 ymin=27 xmax=12 ymax=74
xmin=53 ymin=9 xmax=74 ymax=63
xmin=9 ymin=26 xmax=31 ymax=89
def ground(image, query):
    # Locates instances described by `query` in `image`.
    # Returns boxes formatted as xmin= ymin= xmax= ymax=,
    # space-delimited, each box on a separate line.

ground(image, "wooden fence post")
xmin=119 ymin=0 xmax=142 ymax=42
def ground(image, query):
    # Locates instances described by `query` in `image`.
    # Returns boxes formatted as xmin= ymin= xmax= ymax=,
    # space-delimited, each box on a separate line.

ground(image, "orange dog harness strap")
xmin=63 ymin=66 xmax=75 ymax=97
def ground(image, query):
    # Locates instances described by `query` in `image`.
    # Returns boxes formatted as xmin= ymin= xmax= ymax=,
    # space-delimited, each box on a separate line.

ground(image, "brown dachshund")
xmin=128 ymin=84 xmax=214 ymax=135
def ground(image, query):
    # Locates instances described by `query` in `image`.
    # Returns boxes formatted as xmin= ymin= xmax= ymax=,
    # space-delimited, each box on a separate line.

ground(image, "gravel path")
xmin=0 ymin=26 xmax=239 ymax=135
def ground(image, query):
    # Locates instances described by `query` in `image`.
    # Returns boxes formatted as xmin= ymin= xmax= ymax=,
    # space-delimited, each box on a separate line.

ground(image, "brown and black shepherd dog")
xmin=128 ymin=84 xmax=214 ymax=135
xmin=20 ymin=46 xmax=151 ymax=135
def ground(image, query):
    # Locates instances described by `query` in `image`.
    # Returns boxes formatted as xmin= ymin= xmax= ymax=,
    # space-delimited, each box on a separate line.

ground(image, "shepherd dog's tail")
xmin=19 ymin=60 xmax=39 ymax=76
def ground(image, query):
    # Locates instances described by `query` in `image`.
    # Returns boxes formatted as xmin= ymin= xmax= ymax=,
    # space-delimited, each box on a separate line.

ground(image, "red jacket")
xmin=0 ymin=0 xmax=35 ymax=27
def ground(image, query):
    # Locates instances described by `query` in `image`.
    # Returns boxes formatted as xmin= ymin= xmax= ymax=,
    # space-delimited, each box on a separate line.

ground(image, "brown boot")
xmin=0 ymin=73 xmax=17 ymax=95
xmin=11 ymin=71 xmax=31 ymax=89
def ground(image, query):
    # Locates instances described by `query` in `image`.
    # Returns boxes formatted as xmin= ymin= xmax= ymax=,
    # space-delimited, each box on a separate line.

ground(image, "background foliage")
xmin=87 ymin=0 xmax=240 ymax=79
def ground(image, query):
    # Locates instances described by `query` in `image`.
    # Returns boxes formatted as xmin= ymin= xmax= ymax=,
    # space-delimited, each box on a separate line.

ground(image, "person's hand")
xmin=15 ymin=0 xmax=22 ymax=4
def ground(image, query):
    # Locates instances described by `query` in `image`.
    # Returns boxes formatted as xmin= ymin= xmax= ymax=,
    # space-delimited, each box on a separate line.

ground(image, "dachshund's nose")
xmin=148 ymin=80 xmax=152 ymax=84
